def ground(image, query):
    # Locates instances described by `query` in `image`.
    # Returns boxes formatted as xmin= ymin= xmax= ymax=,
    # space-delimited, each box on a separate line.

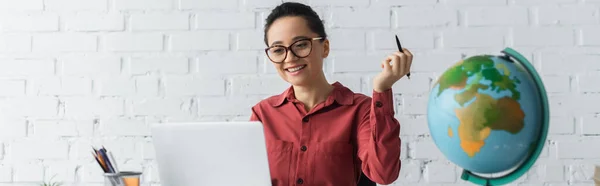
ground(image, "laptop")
xmin=150 ymin=121 xmax=272 ymax=186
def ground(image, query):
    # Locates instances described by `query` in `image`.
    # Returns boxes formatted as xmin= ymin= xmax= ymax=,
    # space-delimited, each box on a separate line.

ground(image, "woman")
xmin=250 ymin=2 xmax=412 ymax=186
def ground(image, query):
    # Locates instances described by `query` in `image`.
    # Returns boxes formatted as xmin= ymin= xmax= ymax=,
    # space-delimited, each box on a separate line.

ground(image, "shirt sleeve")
xmin=250 ymin=106 xmax=261 ymax=121
xmin=356 ymin=88 xmax=401 ymax=185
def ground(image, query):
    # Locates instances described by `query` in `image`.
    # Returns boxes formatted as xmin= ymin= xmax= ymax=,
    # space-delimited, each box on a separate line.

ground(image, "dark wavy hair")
xmin=263 ymin=2 xmax=327 ymax=46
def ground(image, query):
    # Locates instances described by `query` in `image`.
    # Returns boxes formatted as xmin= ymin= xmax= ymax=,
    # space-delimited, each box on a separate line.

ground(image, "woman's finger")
xmin=393 ymin=51 xmax=406 ymax=76
xmin=404 ymin=48 xmax=413 ymax=74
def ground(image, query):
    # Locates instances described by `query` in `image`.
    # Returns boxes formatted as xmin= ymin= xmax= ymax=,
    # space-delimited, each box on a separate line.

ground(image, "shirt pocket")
xmin=312 ymin=142 xmax=356 ymax=186
xmin=266 ymin=139 xmax=293 ymax=186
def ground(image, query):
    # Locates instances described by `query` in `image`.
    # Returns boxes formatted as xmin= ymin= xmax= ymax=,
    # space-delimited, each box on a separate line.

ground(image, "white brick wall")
xmin=0 ymin=0 xmax=599 ymax=185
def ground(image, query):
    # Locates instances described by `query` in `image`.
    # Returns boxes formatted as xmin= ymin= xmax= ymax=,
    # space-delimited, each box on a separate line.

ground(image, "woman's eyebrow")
xmin=270 ymin=36 xmax=310 ymax=46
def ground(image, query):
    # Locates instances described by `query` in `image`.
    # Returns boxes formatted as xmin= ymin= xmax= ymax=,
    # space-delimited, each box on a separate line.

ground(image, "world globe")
xmin=427 ymin=48 xmax=549 ymax=185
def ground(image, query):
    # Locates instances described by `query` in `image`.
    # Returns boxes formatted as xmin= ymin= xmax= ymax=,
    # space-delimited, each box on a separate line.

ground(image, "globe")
xmin=427 ymin=48 xmax=549 ymax=185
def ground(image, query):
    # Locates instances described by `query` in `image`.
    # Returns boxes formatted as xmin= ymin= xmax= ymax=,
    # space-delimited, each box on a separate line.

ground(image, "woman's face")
xmin=265 ymin=16 xmax=329 ymax=86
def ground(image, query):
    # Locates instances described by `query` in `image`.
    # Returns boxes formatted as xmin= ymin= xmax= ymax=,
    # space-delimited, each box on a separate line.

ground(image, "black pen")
xmin=395 ymin=35 xmax=410 ymax=79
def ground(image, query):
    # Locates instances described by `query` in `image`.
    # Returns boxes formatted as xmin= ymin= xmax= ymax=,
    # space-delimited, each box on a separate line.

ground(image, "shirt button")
xmin=302 ymin=117 xmax=309 ymax=122
xmin=296 ymin=178 xmax=304 ymax=184
xmin=375 ymin=101 xmax=383 ymax=108
xmin=300 ymin=146 xmax=307 ymax=151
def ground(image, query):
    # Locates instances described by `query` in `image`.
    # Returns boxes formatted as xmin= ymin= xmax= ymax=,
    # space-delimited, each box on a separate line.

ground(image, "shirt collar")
xmin=269 ymin=81 xmax=354 ymax=107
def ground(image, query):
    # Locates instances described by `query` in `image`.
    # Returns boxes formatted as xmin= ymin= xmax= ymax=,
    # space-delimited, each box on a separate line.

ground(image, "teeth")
xmin=287 ymin=65 xmax=305 ymax=72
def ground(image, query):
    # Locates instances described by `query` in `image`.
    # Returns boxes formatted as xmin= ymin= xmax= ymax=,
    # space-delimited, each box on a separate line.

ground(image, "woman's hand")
xmin=373 ymin=48 xmax=413 ymax=92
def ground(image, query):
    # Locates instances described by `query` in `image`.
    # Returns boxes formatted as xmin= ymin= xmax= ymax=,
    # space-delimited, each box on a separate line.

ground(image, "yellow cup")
xmin=104 ymin=171 xmax=142 ymax=186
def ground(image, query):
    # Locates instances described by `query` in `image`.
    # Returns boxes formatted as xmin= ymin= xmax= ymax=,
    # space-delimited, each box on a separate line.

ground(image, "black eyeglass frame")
xmin=264 ymin=37 xmax=325 ymax=63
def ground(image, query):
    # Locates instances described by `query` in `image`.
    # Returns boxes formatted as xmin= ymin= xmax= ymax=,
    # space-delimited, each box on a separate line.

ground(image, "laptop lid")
xmin=150 ymin=121 xmax=271 ymax=186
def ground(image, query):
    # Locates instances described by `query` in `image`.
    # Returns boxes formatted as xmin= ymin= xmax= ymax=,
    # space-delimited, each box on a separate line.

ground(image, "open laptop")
xmin=150 ymin=121 xmax=272 ymax=186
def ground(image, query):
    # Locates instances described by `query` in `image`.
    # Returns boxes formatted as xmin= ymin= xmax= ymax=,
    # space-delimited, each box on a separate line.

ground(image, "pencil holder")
xmin=103 ymin=171 xmax=142 ymax=186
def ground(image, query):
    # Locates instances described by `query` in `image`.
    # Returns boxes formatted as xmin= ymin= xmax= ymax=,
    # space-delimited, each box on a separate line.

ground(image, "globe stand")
xmin=459 ymin=47 xmax=550 ymax=186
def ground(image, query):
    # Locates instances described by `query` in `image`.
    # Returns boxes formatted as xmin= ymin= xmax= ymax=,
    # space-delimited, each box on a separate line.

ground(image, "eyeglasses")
xmin=265 ymin=37 xmax=324 ymax=63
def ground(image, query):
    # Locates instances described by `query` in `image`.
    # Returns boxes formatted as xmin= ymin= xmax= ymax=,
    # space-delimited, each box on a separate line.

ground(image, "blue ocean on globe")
xmin=427 ymin=54 xmax=543 ymax=174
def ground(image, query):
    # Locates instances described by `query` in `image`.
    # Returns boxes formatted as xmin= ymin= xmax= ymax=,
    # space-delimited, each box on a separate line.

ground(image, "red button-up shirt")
xmin=250 ymin=82 xmax=401 ymax=186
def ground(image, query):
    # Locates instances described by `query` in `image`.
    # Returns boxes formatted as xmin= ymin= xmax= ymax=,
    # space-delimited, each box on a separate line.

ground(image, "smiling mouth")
xmin=285 ymin=65 xmax=307 ymax=72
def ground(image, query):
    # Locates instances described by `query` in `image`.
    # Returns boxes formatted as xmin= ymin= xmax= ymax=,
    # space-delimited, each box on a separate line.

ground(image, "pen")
xmin=395 ymin=35 xmax=410 ymax=79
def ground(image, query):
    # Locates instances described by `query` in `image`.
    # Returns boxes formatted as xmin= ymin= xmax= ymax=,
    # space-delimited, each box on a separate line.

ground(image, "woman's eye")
xmin=273 ymin=49 xmax=284 ymax=53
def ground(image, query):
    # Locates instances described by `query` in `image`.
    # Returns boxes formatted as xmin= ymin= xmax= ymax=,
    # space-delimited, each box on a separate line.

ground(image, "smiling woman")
xmin=249 ymin=2 xmax=414 ymax=186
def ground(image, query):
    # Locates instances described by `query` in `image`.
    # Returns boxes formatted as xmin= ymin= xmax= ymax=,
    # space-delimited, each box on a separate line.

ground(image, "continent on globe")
xmin=435 ymin=55 xmax=526 ymax=158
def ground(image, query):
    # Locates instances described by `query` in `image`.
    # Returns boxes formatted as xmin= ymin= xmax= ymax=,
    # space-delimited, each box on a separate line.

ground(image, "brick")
xmin=309 ymin=0 xmax=369 ymax=7
xmin=549 ymin=116 xmax=575 ymax=135
xmin=513 ymin=27 xmax=574 ymax=47
xmin=33 ymin=77 xmax=92 ymax=96
xmin=372 ymin=30 xmax=435 ymax=50
xmin=94 ymin=76 xmax=135 ymax=96
xmin=537 ymin=5 xmax=599 ymax=25
xmin=371 ymin=0 xmax=437 ymax=6
xmin=540 ymin=53 xmax=600 ymax=74
xmin=130 ymin=57 xmax=189 ymax=75
xmin=61 ymin=55 xmax=121 ymax=76
xmin=44 ymin=0 xmax=107 ymax=11
xmin=135 ymin=76 xmax=160 ymax=97
xmin=131 ymin=13 xmax=190 ymax=31
xmin=0 ymin=165 xmax=10 ymax=182
xmin=99 ymin=118 xmax=151 ymax=136
xmin=395 ymin=160 xmax=423 ymax=183
xmin=0 ymin=80 xmax=26 ymax=96
xmin=365 ymin=74 xmax=431 ymax=95
xmin=0 ymin=97 xmax=58 ymax=117
xmin=0 ymin=59 xmax=55 ymax=77
xmin=43 ymin=161 xmax=77 ymax=183
xmin=179 ymin=0 xmax=237 ymax=9
xmin=12 ymin=163 xmax=44 ymax=182
xmin=64 ymin=98 xmax=125 ymax=117
xmin=443 ymin=28 xmax=506 ymax=48
xmin=195 ymin=12 xmax=255 ymax=29
xmin=444 ymin=0 xmax=507 ymax=5
xmin=197 ymin=52 xmax=259 ymax=74
xmin=163 ymin=75 xmax=225 ymax=96
xmin=398 ymin=94 xmax=428 ymax=115
xmin=412 ymin=51 xmax=464 ymax=73
xmin=32 ymin=120 xmax=81 ymax=137
xmin=142 ymin=141 xmax=156 ymax=159
xmin=397 ymin=115 xmax=429 ymax=136
xmin=465 ymin=6 xmax=529 ymax=26
xmin=131 ymin=98 xmax=191 ymax=116
xmin=0 ymin=0 xmax=43 ymax=11
xmin=577 ymin=74 xmax=600 ymax=93
xmin=11 ymin=139 xmax=69 ymax=160
xmin=331 ymin=7 xmax=390 ymax=28
xmin=236 ymin=30 xmax=265 ymax=50
xmin=102 ymin=138 xmax=141 ymax=159
xmin=581 ymin=26 xmax=600 ymax=46
xmin=104 ymin=33 xmax=163 ymax=52
xmin=64 ymin=13 xmax=125 ymax=31
xmin=169 ymin=32 xmax=229 ymax=51
xmin=331 ymin=52 xmax=384 ymax=73
xmin=0 ymin=117 xmax=27 ymax=140
xmin=242 ymin=0 xmax=280 ymax=8
xmin=114 ymin=0 xmax=173 ymax=10
xmin=197 ymin=96 xmax=264 ymax=115
xmin=0 ymin=34 xmax=31 ymax=52
xmin=557 ymin=137 xmax=600 ymax=158
xmin=424 ymin=160 xmax=457 ymax=183
xmin=513 ymin=0 xmax=577 ymax=5
xmin=230 ymin=75 xmax=289 ymax=95
xmin=326 ymin=29 xmax=366 ymax=50
xmin=393 ymin=6 xmax=458 ymax=28
xmin=542 ymin=75 xmax=571 ymax=93
xmin=33 ymin=34 xmax=97 ymax=52
xmin=580 ymin=115 xmax=600 ymax=135
xmin=0 ymin=13 xmax=59 ymax=31
xmin=413 ymin=139 xmax=445 ymax=159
